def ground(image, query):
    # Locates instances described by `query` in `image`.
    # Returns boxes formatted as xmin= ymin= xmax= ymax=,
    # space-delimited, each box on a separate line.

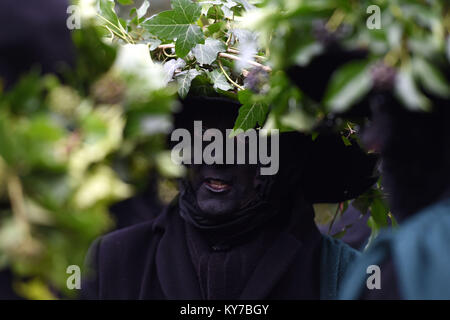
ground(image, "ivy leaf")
xmin=293 ymin=42 xmax=324 ymax=67
xmin=370 ymin=198 xmax=389 ymax=228
xmin=232 ymin=90 xmax=268 ymax=134
xmin=147 ymin=38 xmax=162 ymax=51
xmin=136 ymin=0 xmax=150 ymax=19
xmin=412 ymin=57 xmax=450 ymax=98
xmin=163 ymin=58 xmax=186 ymax=85
xmin=234 ymin=0 xmax=255 ymax=11
xmin=221 ymin=6 xmax=234 ymax=19
xmin=176 ymin=69 xmax=201 ymax=98
xmin=142 ymin=0 xmax=204 ymax=58
xmin=199 ymin=0 xmax=222 ymax=16
xmin=395 ymin=65 xmax=431 ymax=111
xmin=220 ymin=0 xmax=238 ymax=19
xmin=207 ymin=21 xmax=226 ymax=35
xmin=323 ymin=60 xmax=372 ymax=113
xmin=208 ymin=70 xmax=232 ymax=91
xmin=98 ymin=0 xmax=122 ymax=31
xmin=365 ymin=216 xmax=380 ymax=250
xmin=131 ymin=0 xmax=150 ymax=24
xmin=192 ymin=38 xmax=226 ymax=65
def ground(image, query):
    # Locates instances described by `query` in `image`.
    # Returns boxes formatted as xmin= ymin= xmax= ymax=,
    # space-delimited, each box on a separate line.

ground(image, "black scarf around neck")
xmin=178 ymin=179 xmax=277 ymax=247
xmin=177 ymin=177 xmax=322 ymax=299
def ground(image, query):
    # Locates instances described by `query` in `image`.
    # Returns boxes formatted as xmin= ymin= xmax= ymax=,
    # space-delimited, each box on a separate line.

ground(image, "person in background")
xmin=0 ymin=0 xmax=74 ymax=299
xmin=340 ymin=67 xmax=450 ymax=299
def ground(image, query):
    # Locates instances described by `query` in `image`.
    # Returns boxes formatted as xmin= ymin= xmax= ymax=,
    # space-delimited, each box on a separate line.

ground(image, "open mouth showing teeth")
xmin=204 ymin=178 xmax=232 ymax=193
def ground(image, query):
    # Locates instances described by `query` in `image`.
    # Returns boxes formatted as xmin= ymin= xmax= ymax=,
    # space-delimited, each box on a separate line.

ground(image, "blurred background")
xmin=2 ymin=0 xmax=447 ymax=299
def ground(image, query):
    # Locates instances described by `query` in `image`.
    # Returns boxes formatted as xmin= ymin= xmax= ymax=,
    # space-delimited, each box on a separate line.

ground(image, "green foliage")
xmin=143 ymin=0 xmax=204 ymax=57
xmin=232 ymin=90 xmax=268 ymax=134
xmin=95 ymin=0 xmax=270 ymax=130
xmin=192 ymin=38 xmax=226 ymax=65
xmin=0 ymin=8 xmax=176 ymax=298
xmin=323 ymin=60 xmax=372 ymax=113
xmin=246 ymin=0 xmax=450 ymax=116
xmin=3 ymin=0 xmax=449 ymax=299
xmin=240 ymin=0 xmax=450 ymax=245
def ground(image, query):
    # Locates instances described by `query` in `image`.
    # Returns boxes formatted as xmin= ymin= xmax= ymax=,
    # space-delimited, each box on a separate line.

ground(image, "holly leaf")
xmin=142 ymin=0 xmax=204 ymax=58
xmin=176 ymin=69 xmax=201 ymax=98
xmin=232 ymin=90 xmax=268 ymax=134
xmin=192 ymin=38 xmax=226 ymax=65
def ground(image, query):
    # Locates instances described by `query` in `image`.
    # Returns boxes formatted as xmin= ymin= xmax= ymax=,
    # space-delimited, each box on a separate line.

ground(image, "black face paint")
xmin=186 ymin=163 xmax=260 ymax=217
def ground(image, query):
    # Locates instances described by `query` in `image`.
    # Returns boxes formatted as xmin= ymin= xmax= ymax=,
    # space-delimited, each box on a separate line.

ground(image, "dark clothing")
xmin=82 ymin=197 xmax=359 ymax=300
xmin=0 ymin=0 xmax=74 ymax=88
xmin=359 ymin=256 xmax=402 ymax=300
xmin=0 ymin=269 xmax=24 ymax=300
xmin=180 ymin=181 xmax=321 ymax=300
xmin=109 ymin=188 xmax=164 ymax=230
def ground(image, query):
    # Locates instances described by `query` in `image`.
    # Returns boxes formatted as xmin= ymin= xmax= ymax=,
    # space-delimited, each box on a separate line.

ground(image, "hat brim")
xmin=173 ymin=96 xmax=378 ymax=203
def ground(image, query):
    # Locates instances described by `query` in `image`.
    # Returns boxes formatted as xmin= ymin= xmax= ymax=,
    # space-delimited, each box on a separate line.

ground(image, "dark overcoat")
xmin=82 ymin=200 xmax=359 ymax=300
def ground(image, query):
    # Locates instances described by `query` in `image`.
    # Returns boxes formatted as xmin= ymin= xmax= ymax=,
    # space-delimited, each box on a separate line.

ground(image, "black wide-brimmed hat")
xmin=172 ymin=96 xmax=378 ymax=203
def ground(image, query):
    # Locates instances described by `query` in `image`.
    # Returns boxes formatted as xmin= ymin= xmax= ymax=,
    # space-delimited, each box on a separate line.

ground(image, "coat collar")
xmin=154 ymin=203 xmax=203 ymax=299
xmin=239 ymin=232 xmax=303 ymax=299
xmin=152 ymin=195 xmax=323 ymax=299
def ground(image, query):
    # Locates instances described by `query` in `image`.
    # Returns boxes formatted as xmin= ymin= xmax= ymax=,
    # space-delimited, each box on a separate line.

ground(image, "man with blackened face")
xmin=82 ymin=96 xmax=377 ymax=300
xmin=187 ymin=161 xmax=260 ymax=217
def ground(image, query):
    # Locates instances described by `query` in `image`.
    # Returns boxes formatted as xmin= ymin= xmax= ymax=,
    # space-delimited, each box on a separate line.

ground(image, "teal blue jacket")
xmin=340 ymin=197 xmax=450 ymax=299
xmin=320 ymin=234 xmax=361 ymax=299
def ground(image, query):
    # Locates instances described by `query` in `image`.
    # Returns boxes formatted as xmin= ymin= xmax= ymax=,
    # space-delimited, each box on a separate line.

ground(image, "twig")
xmin=218 ymin=53 xmax=272 ymax=72
xmin=226 ymin=48 xmax=267 ymax=62
xmin=155 ymin=45 xmax=272 ymax=72
xmin=162 ymin=48 xmax=177 ymax=58
xmin=327 ymin=203 xmax=342 ymax=235
xmin=158 ymin=43 xmax=175 ymax=50
xmin=97 ymin=14 xmax=134 ymax=44
xmin=218 ymin=59 xmax=245 ymax=90
xmin=104 ymin=25 xmax=130 ymax=43
xmin=326 ymin=9 xmax=345 ymax=32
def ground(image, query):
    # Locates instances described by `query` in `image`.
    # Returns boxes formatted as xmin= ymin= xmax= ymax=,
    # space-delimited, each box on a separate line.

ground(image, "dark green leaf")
xmin=324 ymin=60 xmax=372 ymax=113
xmin=176 ymin=69 xmax=201 ymax=98
xmin=208 ymin=70 xmax=232 ymax=91
xmin=192 ymin=38 xmax=226 ymax=65
xmin=232 ymin=90 xmax=269 ymax=134
xmin=142 ymin=0 xmax=204 ymax=57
